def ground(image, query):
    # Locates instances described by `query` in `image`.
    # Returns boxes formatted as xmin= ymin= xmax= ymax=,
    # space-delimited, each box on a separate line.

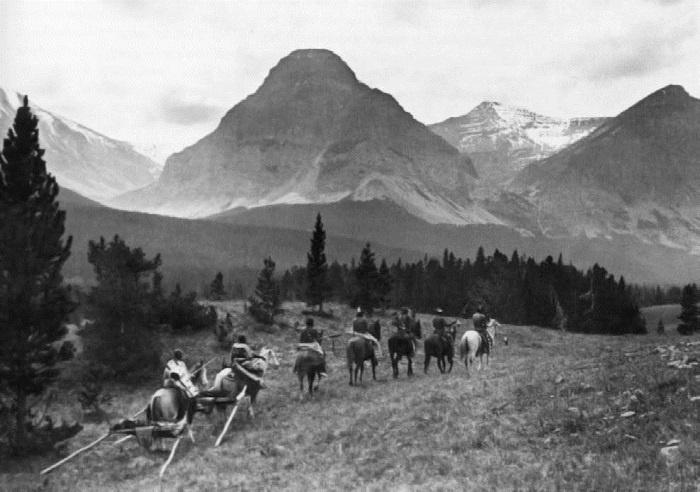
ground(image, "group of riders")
xmin=162 ymin=305 xmax=495 ymax=397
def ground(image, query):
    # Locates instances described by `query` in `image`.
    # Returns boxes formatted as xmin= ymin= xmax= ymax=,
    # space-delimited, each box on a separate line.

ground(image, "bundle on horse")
xmin=423 ymin=330 xmax=455 ymax=374
xmin=294 ymin=329 xmax=326 ymax=397
xmin=459 ymin=319 xmax=498 ymax=376
xmin=346 ymin=336 xmax=377 ymax=386
xmin=388 ymin=319 xmax=422 ymax=378
xmin=202 ymin=347 xmax=280 ymax=419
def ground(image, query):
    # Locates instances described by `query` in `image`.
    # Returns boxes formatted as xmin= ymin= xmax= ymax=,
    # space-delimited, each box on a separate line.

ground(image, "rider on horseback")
xmin=472 ymin=305 xmax=493 ymax=355
xmin=432 ymin=308 xmax=456 ymax=345
xmin=230 ymin=335 xmax=267 ymax=388
xmin=352 ymin=308 xmax=382 ymax=357
xmin=163 ymin=349 xmax=190 ymax=388
xmin=297 ymin=318 xmax=327 ymax=378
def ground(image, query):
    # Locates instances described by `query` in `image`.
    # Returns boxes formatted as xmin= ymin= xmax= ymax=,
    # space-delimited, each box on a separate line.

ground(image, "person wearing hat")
xmin=399 ymin=308 xmax=411 ymax=331
xmin=472 ymin=305 xmax=491 ymax=352
xmin=230 ymin=335 xmax=268 ymax=387
xmin=297 ymin=317 xmax=327 ymax=377
xmin=352 ymin=307 xmax=369 ymax=334
xmin=352 ymin=308 xmax=382 ymax=357
xmin=163 ymin=348 xmax=191 ymax=389
xmin=299 ymin=317 xmax=322 ymax=344
xmin=432 ymin=308 xmax=457 ymax=343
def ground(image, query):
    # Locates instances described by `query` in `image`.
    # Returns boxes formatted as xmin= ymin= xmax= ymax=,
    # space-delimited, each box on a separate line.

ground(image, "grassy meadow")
xmin=2 ymin=302 xmax=699 ymax=491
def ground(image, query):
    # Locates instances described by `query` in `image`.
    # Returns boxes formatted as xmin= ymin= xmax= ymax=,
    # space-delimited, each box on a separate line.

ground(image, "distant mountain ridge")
xmin=0 ymin=88 xmax=161 ymax=201
xmin=512 ymin=85 xmax=700 ymax=253
xmin=111 ymin=49 xmax=498 ymax=225
xmin=430 ymin=101 xmax=608 ymax=184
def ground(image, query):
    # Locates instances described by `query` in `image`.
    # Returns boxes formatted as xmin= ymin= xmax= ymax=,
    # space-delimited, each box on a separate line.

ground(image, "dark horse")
xmin=346 ymin=337 xmax=377 ymax=386
xmin=424 ymin=331 xmax=454 ymax=374
xmin=293 ymin=350 xmax=325 ymax=397
xmin=388 ymin=319 xmax=423 ymax=378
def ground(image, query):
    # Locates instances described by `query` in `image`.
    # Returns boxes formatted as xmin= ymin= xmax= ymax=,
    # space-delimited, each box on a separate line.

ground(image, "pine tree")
xmin=209 ymin=271 xmax=226 ymax=300
xmin=376 ymin=258 xmax=392 ymax=308
xmin=354 ymin=243 xmax=378 ymax=313
xmin=0 ymin=96 xmax=75 ymax=451
xmin=677 ymin=283 xmax=699 ymax=335
xmin=84 ymin=235 xmax=162 ymax=380
xmin=249 ymin=257 xmax=280 ymax=324
xmin=305 ymin=213 xmax=329 ymax=311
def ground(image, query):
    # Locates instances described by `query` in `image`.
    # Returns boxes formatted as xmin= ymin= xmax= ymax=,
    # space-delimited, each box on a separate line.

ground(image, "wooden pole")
xmin=214 ymin=385 xmax=246 ymax=447
xmin=159 ymin=437 xmax=182 ymax=479
xmin=113 ymin=435 xmax=133 ymax=446
xmin=40 ymin=432 xmax=111 ymax=475
xmin=131 ymin=404 xmax=148 ymax=419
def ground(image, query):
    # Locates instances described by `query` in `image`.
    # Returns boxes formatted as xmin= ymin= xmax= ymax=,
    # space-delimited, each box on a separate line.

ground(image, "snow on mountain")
xmin=0 ymin=88 xmax=161 ymax=201
xmin=430 ymin=102 xmax=607 ymax=184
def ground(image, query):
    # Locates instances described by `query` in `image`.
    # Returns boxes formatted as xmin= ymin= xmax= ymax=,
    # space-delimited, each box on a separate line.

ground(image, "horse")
xmin=204 ymin=347 xmax=280 ymax=419
xmin=423 ymin=330 xmax=454 ymax=374
xmin=146 ymin=369 xmax=200 ymax=447
xmin=346 ymin=336 xmax=377 ymax=386
xmin=458 ymin=319 xmax=498 ymax=377
xmin=387 ymin=320 xmax=422 ymax=378
xmin=293 ymin=349 xmax=325 ymax=397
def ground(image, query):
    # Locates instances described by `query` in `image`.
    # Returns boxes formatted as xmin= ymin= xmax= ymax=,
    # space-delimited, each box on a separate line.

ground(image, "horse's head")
xmin=259 ymin=347 xmax=280 ymax=369
xmin=170 ymin=371 xmax=200 ymax=398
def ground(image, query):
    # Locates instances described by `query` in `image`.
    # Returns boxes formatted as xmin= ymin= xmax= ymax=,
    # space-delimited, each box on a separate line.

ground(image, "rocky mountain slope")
xmin=430 ymin=101 xmax=607 ymax=184
xmin=111 ymin=49 xmax=496 ymax=225
xmin=0 ymin=88 xmax=161 ymax=202
xmin=512 ymin=85 xmax=700 ymax=254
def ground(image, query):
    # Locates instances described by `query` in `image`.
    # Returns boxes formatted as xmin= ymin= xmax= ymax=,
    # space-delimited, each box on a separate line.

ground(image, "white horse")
xmin=205 ymin=347 xmax=280 ymax=418
xmin=458 ymin=319 xmax=499 ymax=377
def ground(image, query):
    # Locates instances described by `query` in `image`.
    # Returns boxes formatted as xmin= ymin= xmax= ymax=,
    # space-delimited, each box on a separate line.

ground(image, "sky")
xmin=1 ymin=0 xmax=698 ymax=162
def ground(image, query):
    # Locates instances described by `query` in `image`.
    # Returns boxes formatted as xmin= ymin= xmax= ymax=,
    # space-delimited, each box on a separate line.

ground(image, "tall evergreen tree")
xmin=209 ymin=271 xmax=226 ymax=300
xmin=376 ymin=258 xmax=392 ymax=308
xmin=0 ymin=97 xmax=75 ymax=451
xmin=677 ymin=283 xmax=699 ymax=335
xmin=249 ymin=257 xmax=280 ymax=324
xmin=305 ymin=213 xmax=329 ymax=311
xmin=354 ymin=243 xmax=378 ymax=313
xmin=84 ymin=235 xmax=162 ymax=380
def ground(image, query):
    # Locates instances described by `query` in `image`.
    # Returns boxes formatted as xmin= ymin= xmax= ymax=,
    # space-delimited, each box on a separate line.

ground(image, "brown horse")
xmin=293 ymin=349 xmax=325 ymax=396
xmin=424 ymin=332 xmax=454 ymax=374
xmin=346 ymin=337 xmax=377 ymax=386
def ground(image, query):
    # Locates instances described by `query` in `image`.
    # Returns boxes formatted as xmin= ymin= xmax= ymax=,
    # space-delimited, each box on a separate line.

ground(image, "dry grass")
xmin=2 ymin=302 xmax=699 ymax=491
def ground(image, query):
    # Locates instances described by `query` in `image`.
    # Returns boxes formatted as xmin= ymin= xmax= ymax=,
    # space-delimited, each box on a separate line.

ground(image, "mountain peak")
xmin=620 ymin=84 xmax=693 ymax=121
xmin=261 ymin=49 xmax=358 ymax=90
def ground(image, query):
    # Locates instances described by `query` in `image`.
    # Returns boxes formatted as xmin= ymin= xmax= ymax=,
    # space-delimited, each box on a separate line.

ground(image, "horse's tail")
xmin=346 ymin=342 xmax=356 ymax=370
xmin=459 ymin=336 xmax=468 ymax=360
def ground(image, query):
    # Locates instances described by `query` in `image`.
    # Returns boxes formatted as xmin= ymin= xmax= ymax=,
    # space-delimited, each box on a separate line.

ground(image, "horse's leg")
xmin=358 ymin=361 xmax=364 ymax=385
xmin=447 ymin=354 xmax=453 ymax=373
xmin=407 ymin=356 xmax=413 ymax=376
xmin=424 ymin=353 xmax=430 ymax=374
xmin=188 ymin=424 xmax=196 ymax=444
xmin=298 ymin=373 xmax=304 ymax=393
xmin=247 ymin=392 xmax=256 ymax=419
xmin=308 ymin=372 xmax=315 ymax=396
xmin=371 ymin=357 xmax=377 ymax=381
xmin=348 ymin=363 xmax=354 ymax=386
xmin=391 ymin=352 xmax=398 ymax=378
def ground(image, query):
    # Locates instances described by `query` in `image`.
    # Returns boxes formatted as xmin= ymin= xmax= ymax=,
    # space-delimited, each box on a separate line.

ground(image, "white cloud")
xmin=2 ymin=0 xmax=698 ymax=155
